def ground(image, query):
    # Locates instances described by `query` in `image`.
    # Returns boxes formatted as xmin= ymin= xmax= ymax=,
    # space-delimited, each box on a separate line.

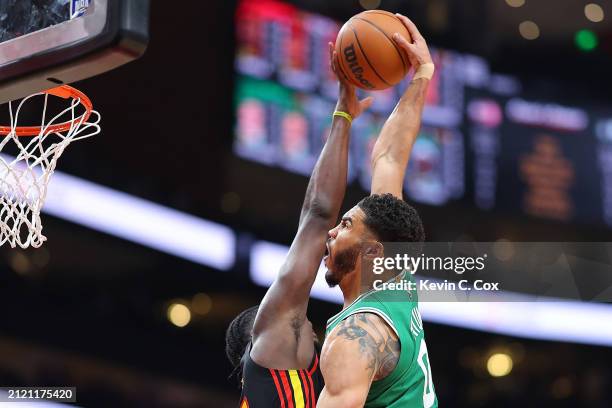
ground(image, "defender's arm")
xmin=251 ymin=46 xmax=372 ymax=365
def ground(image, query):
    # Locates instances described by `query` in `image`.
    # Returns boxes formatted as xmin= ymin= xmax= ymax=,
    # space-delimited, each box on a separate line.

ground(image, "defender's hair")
xmin=225 ymin=305 xmax=259 ymax=380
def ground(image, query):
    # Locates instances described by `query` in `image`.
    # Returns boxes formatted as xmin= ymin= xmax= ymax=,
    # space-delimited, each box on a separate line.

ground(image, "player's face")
xmin=324 ymin=206 xmax=368 ymax=287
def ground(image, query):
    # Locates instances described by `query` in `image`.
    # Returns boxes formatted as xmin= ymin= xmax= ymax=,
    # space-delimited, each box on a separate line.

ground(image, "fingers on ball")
xmin=393 ymin=33 xmax=413 ymax=51
xmin=395 ymin=13 xmax=422 ymax=41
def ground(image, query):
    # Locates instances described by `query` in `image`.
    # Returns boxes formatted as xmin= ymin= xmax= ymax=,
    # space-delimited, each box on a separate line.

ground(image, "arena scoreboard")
xmin=233 ymin=0 xmax=612 ymax=229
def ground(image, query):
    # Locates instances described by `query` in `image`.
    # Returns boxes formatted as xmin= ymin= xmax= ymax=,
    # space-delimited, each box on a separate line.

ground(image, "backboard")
xmin=0 ymin=0 xmax=149 ymax=104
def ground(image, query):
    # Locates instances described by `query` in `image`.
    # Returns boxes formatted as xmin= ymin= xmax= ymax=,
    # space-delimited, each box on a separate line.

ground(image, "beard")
xmin=325 ymin=243 xmax=361 ymax=287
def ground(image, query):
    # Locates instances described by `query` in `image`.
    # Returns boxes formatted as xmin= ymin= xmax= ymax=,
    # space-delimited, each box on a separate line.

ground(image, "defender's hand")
xmin=391 ymin=14 xmax=433 ymax=69
xmin=328 ymin=42 xmax=373 ymax=120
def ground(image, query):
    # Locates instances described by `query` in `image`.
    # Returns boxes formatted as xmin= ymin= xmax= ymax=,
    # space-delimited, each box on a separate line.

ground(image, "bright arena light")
xmin=519 ymin=21 xmax=540 ymax=40
xmin=575 ymin=29 xmax=599 ymax=51
xmin=0 ymin=154 xmax=237 ymax=271
xmin=7 ymin=164 xmax=612 ymax=346
xmin=487 ymin=353 xmax=514 ymax=377
xmin=505 ymin=0 xmax=525 ymax=8
xmin=585 ymin=3 xmax=605 ymax=23
xmin=250 ymin=239 xmax=612 ymax=347
xmin=167 ymin=303 xmax=191 ymax=327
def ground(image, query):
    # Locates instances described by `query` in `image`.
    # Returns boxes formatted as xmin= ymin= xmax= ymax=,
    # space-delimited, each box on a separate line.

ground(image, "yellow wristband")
xmin=413 ymin=63 xmax=436 ymax=81
xmin=333 ymin=110 xmax=353 ymax=124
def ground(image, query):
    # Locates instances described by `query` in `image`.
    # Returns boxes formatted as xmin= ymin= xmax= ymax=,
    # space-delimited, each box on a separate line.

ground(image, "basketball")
xmin=335 ymin=10 xmax=412 ymax=91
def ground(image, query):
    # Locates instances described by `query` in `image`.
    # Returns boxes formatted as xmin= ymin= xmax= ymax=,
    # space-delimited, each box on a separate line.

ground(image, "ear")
xmin=361 ymin=241 xmax=384 ymax=260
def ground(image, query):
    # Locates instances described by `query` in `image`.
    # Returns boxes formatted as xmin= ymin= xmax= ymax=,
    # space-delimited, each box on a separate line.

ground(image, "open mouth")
xmin=323 ymin=241 xmax=330 ymax=263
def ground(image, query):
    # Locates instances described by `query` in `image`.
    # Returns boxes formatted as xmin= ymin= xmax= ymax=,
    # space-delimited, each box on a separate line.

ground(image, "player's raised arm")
xmin=250 ymin=44 xmax=373 ymax=365
xmin=370 ymin=15 xmax=434 ymax=198
xmin=318 ymin=313 xmax=400 ymax=408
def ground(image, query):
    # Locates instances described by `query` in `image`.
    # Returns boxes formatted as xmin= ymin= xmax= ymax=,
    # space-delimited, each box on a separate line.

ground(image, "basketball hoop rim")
xmin=0 ymin=85 xmax=94 ymax=137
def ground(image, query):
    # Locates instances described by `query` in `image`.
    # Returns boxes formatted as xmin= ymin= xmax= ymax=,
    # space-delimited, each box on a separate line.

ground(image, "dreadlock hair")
xmin=225 ymin=305 xmax=259 ymax=381
xmin=358 ymin=193 xmax=425 ymax=243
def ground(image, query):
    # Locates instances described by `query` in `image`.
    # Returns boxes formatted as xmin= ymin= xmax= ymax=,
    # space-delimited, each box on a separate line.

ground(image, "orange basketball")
xmin=335 ymin=10 xmax=412 ymax=91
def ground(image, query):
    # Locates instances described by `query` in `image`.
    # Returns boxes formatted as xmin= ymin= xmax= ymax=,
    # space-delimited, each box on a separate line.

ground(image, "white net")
xmin=0 ymin=86 xmax=101 ymax=248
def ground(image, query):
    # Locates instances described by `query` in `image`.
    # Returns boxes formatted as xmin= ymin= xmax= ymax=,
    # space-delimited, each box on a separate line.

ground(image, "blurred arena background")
xmin=1 ymin=0 xmax=612 ymax=406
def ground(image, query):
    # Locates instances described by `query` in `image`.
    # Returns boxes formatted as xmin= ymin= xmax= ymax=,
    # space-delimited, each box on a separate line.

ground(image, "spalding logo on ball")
xmin=335 ymin=10 xmax=412 ymax=91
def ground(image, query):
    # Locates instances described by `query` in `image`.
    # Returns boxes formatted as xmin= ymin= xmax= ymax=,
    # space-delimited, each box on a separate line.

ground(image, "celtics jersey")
xmin=325 ymin=271 xmax=437 ymax=408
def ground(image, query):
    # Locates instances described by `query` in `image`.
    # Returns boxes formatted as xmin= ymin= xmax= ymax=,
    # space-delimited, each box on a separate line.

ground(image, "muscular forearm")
xmin=300 ymin=116 xmax=351 ymax=224
xmin=371 ymin=78 xmax=429 ymax=170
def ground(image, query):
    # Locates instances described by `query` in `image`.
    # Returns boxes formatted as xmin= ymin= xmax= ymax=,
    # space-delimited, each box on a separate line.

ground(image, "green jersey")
xmin=325 ymin=271 xmax=437 ymax=408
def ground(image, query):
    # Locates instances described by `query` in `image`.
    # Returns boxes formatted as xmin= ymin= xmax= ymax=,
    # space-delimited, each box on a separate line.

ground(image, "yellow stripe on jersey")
xmin=288 ymin=370 xmax=305 ymax=408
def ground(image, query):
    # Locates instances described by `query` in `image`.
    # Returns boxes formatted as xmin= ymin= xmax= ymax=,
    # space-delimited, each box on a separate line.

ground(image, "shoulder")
xmin=324 ymin=312 xmax=400 ymax=381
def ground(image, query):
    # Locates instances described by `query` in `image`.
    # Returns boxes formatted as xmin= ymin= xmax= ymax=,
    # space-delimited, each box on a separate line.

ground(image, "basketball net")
xmin=0 ymin=85 xmax=101 ymax=248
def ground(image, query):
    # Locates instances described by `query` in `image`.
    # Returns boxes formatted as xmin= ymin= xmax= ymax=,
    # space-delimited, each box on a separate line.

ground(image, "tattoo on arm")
xmin=335 ymin=313 xmax=400 ymax=381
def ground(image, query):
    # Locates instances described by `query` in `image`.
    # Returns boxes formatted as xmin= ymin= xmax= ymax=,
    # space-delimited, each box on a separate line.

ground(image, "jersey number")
xmin=417 ymin=338 xmax=435 ymax=408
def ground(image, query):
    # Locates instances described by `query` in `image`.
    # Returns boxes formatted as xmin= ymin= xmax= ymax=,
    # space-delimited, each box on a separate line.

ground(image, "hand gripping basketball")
xmin=328 ymin=42 xmax=373 ymax=120
xmin=334 ymin=10 xmax=415 ymax=90
xmin=391 ymin=14 xmax=434 ymax=71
